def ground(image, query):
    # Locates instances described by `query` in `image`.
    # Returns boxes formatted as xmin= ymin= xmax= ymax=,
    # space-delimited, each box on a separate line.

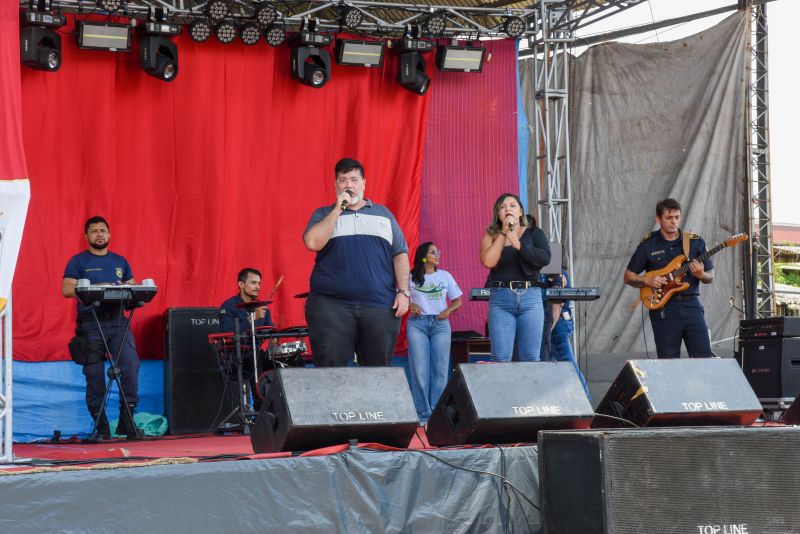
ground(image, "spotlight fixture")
xmin=77 ymin=21 xmax=131 ymax=52
xmin=339 ymin=6 xmax=362 ymax=30
xmin=436 ymin=45 xmax=485 ymax=72
xmin=189 ymin=19 xmax=212 ymax=42
xmin=334 ymin=39 xmax=384 ymax=68
xmin=503 ymin=16 xmax=526 ymax=38
xmin=254 ymin=3 xmax=278 ymax=27
xmin=399 ymin=52 xmax=430 ymax=96
xmin=215 ymin=20 xmax=237 ymax=44
xmin=140 ymin=35 xmax=178 ymax=82
xmin=240 ymin=22 xmax=261 ymax=45
xmin=96 ymin=0 xmax=122 ymax=12
xmin=291 ymin=46 xmax=331 ymax=89
xmin=20 ymin=26 xmax=62 ymax=72
xmin=265 ymin=24 xmax=286 ymax=47
xmin=423 ymin=12 xmax=446 ymax=36
xmin=207 ymin=0 xmax=229 ymax=22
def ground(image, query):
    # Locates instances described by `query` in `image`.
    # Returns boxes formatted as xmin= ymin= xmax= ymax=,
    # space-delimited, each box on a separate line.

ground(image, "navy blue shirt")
xmin=219 ymin=295 xmax=274 ymax=333
xmin=305 ymin=200 xmax=408 ymax=307
xmin=626 ymin=229 xmax=713 ymax=296
xmin=64 ymin=250 xmax=133 ymax=313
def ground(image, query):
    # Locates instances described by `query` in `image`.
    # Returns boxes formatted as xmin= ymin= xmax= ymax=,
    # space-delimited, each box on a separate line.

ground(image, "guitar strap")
xmin=682 ymin=230 xmax=690 ymax=259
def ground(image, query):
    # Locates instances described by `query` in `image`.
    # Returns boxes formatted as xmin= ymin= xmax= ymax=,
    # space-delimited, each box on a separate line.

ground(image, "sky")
xmin=570 ymin=0 xmax=799 ymax=225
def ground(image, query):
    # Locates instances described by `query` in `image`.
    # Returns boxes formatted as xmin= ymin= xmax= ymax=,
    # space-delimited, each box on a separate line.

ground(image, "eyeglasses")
xmin=428 ymin=249 xmax=441 ymax=257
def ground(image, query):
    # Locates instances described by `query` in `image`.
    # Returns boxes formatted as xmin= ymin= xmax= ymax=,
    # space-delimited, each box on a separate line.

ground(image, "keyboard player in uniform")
xmin=62 ymin=216 xmax=141 ymax=439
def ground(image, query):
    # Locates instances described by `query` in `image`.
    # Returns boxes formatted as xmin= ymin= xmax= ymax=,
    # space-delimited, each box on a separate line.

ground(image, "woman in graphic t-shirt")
xmin=407 ymin=242 xmax=462 ymax=424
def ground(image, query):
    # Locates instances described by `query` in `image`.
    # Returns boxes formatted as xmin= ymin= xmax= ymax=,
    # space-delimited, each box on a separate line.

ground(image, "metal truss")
xmin=745 ymin=2 xmax=775 ymax=317
xmin=1 ymin=298 xmax=13 ymax=463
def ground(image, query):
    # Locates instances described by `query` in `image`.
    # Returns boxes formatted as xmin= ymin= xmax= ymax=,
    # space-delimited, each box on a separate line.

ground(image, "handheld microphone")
xmin=506 ymin=215 xmax=515 ymax=231
xmin=341 ymin=189 xmax=354 ymax=210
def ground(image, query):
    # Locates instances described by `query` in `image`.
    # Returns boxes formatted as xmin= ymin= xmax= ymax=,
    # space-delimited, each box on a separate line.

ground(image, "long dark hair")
xmin=411 ymin=241 xmax=434 ymax=286
xmin=486 ymin=193 xmax=530 ymax=236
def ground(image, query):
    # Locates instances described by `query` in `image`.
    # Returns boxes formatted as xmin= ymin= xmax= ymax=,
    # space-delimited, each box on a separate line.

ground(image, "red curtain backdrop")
xmin=0 ymin=3 xmax=27 ymax=179
xmin=419 ymin=39 xmax=520 ymax=336
xmin=14 ymin=20 xmax=429 ymax=361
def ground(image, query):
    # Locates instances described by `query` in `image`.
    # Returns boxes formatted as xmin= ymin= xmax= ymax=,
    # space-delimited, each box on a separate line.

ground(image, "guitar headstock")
xmin=724 ymin=233 xmax=748 ymax=247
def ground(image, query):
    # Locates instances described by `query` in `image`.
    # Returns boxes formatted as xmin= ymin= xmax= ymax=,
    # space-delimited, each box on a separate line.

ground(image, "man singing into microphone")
xmin=303 ymin=157 xmax=410 ymax=367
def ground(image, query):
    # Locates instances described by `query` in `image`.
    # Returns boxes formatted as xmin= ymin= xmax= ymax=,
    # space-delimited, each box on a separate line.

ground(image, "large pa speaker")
xmin=250 ymin=367 xmax=418 ymax=453
xmin=425 ymin=362 xmax=594 ymax=446
xmin=737 ymin=337 xmax=800 ymax=400
xmin=164 ymin=307 xmax=230 ymax=434
xmin=539 ymin=426 xmax=800 ymax=534
xmin=593 ymin=358 xmax=762 ymax=428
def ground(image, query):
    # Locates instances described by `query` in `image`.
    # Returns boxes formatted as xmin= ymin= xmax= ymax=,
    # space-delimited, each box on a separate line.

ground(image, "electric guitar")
xmin=639 ymin=233 xmax=748 ymax=311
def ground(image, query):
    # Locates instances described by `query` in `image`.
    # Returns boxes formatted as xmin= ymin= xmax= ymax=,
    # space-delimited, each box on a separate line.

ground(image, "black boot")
xmin=117 ymin=403 xmax=144 ymax=440
xmin=91 ymin=411 xmax=111 ymax=440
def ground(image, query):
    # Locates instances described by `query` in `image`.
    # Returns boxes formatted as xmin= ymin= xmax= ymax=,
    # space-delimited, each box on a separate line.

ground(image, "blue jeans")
xmin=488 ymin=287 xmax=543 ymax=362
xmin=550 ymin=318 xmax=589 ymax=399
xmin=407 ymin=315 xmax=451 ymax=422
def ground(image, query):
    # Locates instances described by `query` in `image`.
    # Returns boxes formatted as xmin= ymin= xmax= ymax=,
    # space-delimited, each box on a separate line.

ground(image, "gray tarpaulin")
xmin=521 ymin=13 xmax=748 ymax=358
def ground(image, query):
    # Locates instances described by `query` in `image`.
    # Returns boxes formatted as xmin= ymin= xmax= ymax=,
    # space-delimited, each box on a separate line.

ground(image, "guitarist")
xmin=623 ymin=198 xmax=714 ymax=358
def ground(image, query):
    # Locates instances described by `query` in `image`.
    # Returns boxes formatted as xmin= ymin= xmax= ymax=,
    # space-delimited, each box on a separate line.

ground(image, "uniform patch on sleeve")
xmin=640 ymin=231 xmax=655 ymax=243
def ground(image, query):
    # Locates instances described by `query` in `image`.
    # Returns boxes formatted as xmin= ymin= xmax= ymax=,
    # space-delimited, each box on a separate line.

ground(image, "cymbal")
xmin=235 ymin=299 xmax=273 ymax=309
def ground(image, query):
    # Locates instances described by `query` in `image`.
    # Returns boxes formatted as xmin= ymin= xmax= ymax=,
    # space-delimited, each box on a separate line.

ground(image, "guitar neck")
xmin=674 ymin=241 xmax=727 ymax=277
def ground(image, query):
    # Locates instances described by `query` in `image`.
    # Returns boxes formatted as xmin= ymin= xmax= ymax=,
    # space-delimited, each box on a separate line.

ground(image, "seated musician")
xmin=219 ymin=268 xmax=274 ymax=410
xmin=61 ymin=216 xmax=142 ymax=440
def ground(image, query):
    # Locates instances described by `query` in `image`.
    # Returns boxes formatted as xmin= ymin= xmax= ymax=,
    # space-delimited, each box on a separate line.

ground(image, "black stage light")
xmin=20 ymin=26 xmax=61 ymax=72
xmin=240 ymin=22 xmax=261 ymax=45
xmin=77 ymin=21 xmax=131 ymax=52
xmin=399 ymin=52 xmax=429 ymax=96
xmin=189 ymin=19 xmax=212 ymax=42
xmin=503 ymin=16 xmax=526 ymax=38
xmin=254 ymin=3 xmax=278 ymax=27
xmin=215 ymin=20 xmax=237 ymax=44
xmin=140 ymin=35 xmax=178 ymax=82
xmin=291 ymin=46 xmax=331 ymax=88
xmin=400 ymin=37 xmax=434 ymax=53
xmin=207 ymin=0 xmax=229 ymax=22
xmin=265 ymin=24 xmax=286 ymax=47
xmin=96 ymin=0 xmax=122 ymax=12
xmin=334 ymin=39 xmax=384 ymax=67
xmin=340 ymin=6 xmax=362 ymax=30
xmin=424 ymin=12 xmax=446 ymax=36
xmin=436 ymin=45 xmax=485 ymax=72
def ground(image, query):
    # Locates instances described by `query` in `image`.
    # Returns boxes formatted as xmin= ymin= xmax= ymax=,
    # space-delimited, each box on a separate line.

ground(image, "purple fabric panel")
xmin=419 ymin=40 xmax=520 ymax=335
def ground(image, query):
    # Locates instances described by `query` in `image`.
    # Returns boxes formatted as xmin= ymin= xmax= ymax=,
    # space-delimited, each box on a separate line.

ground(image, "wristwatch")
xmin=396 ymin=289 xmax=411 ymax=298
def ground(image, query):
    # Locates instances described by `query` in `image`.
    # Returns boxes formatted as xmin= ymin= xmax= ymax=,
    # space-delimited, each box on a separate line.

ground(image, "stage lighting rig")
xmin=20 ymin=5 xmax=65 ymax=72
xmin=436 ymin=44 xmax=485 ymax=73
xmin=291 ymin=20 xmax=331 ymax=89
xmin=215 ymin=20 xmax=237 ymax=44
xmin=240 ymin=22 xmax=261 ymax=45
xmin=503 ymin=16 xmax=526 ymax=38
xmin=339 ymin=6 xmax=362 ymax=30
xmin=207 ymin=0 xmax=229 ymax=22
xmin=423 ymin=12 xmax=446 ymax=36
xmin=334 ymin=40 xmax=384 ymax=68
xmin=397 ymin=36 xmax=433 ymax=96
xmin=265 ymin=24 xmax=286 ymax=47
xmin=140 ymin=35 xmax=178 ymax=82
xmin=189 ymin=19 xmax=212 ymax=42
xmin=254 ymin=3 xmax=278 ymax=27
xmin=96 ymin=0 xmax=122 ymax=13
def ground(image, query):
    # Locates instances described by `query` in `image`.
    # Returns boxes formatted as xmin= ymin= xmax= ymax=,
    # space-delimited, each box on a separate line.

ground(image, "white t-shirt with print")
xmin=409 ymin=269 xmax=463 ymax=315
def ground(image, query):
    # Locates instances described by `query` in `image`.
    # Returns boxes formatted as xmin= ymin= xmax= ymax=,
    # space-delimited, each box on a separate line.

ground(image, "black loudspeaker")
xmin=593 ymin=358 xmax=763 ymax=428
xmin=164 ymin=307 xmax=230 ymax=434
xmin=737 ymin=337 xmax=800 ymax=400
xmin=784 ymin=395 xmax=800 ymax=425
xmin=539 ymin=427 xmax=800 ymax=534
xmin=250 ymin=367 xmax=418 ymax=453
xmin=425 ymin=362 xmax=594 ymax=446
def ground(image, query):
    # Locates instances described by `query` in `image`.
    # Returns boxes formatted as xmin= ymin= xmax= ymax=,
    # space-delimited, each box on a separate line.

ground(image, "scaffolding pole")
xmin=1 ymin=296 xmax=13 ymax=463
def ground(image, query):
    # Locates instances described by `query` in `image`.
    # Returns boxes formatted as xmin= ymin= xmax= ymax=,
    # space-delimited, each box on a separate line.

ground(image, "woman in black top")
xmin=480 ymin=193 xmax=551 ymax=361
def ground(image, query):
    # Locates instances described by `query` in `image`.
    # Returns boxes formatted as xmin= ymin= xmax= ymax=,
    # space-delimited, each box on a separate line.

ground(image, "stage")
xmin=0 ymin=432 xmax=542 ymax=533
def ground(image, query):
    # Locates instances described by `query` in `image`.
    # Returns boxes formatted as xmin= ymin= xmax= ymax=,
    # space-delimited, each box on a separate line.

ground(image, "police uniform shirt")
xmin=626 ymin=229 xmax=713 ymax=296
xmin=64 ymin=250 xmax=133 ymax=313
xmin=219 ymin=295 xmax=274 ymax=333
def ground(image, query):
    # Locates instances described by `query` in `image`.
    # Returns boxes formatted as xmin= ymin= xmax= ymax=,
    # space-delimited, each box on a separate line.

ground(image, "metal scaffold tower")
xmin=745 ymin=2 xmax=775 ymax=318
xmin=1 ymin=298 xmax=13 ymax=463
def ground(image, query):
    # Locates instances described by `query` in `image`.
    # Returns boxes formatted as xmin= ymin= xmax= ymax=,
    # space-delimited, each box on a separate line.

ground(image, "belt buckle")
xmin=509 ymin=281 xmax=529 ymax=295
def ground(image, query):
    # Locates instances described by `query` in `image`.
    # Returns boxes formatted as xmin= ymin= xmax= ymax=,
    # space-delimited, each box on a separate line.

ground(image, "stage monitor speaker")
xmin=425 ymin=362 xmax=594 ymax=447
xmin=539 ymin=426 xmax=800 ymax=534
xmin=737 ymin=337 xmax=800 ymax=400
xmin=784 ymin=395 xmax=800 ymax=425
xmin=250 ymin=367 xmax=418 ymax=453
xmin=593 ymin=358 xmax=762 ymax=428
xmin=164 ymin=307 xmax=231 ymax=434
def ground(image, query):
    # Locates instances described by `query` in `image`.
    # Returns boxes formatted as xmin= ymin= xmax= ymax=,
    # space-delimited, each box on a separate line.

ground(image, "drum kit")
xmin=206 ymin=294 xmax=310 ymax=434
